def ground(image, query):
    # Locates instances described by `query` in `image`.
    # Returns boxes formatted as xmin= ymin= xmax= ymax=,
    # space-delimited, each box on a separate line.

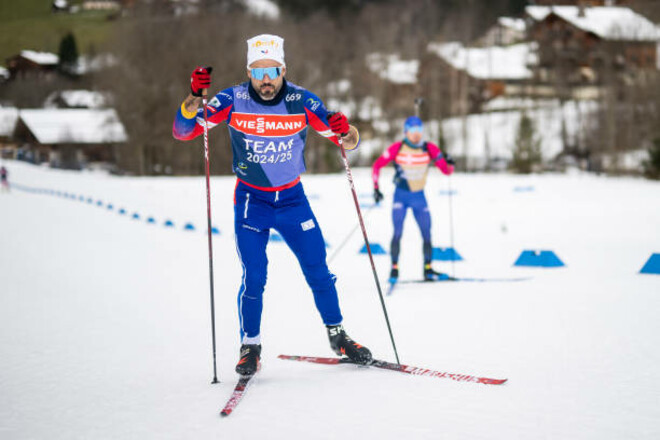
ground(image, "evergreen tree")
xmin=643 ymin=138 xmax=660 ymax=180
xmin=58 ymin=32 xmax=79 ymax=74
xmin=511 ymin=112 xmax=542 ymax=174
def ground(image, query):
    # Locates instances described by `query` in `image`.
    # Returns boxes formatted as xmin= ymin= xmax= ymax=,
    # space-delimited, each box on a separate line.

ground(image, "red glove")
xmin=327 ymin=112 xmax=349 ymax=136
xmin=190 ymin=66 xmax=212 ymax=97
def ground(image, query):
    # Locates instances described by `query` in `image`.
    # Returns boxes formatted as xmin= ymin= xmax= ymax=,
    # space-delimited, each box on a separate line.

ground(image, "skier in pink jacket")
xmin=372 ymin=116 xmax=454 ymax=282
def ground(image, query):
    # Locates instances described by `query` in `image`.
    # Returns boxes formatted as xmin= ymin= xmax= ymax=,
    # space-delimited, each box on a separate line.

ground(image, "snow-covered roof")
xmin=0 ymin=106 xmax=19 ymax=137
xmin=498 ymin=17 xmax=526 ymax=33
xmin=427 ymin=42 xmax=537 ymax=81
xmin=525 ymin=6 xmax=660 ymax=42
xmin=19 ymin=109 xmax=127 ymax=144
xmin=44 ymin=90 xmax=110 ymax=109
xmin=20 ymin=50 xmax=59 ymax=66
xmin=366 ymin=53 xmax=419 ymax=85
xmin=242 ymin=0 xmax=280 ymax=20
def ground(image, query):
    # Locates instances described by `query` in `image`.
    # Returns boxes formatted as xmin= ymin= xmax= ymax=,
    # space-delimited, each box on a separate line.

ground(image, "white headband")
xmin=246 ymin=34 xmax=285 ymax=68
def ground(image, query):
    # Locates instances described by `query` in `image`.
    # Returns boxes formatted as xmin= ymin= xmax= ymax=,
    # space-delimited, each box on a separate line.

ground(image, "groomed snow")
xmin=1 ymin=160 xmax=659 ymax=439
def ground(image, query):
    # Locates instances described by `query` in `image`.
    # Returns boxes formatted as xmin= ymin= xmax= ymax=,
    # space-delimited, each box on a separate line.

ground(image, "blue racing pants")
xmin=233 ymin=180 xmax=342 ymax=343
xmin=391 ymin=187 xmax=432 ymax=265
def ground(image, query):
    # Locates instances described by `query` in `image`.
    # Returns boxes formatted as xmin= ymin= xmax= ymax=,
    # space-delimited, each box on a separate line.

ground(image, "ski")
xmin=396 ymin=276 xmax=530 ymax=284
xmin=220 ymin=374 xmax=256 ymax=417
xmin=278 ymin=355 xmax=507 ymax=385
xmin=386 ymin=279 xmax=398 ymax=296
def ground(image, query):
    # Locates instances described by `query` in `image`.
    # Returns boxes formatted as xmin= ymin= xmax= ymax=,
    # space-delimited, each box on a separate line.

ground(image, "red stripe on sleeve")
xmin=372 ymin=142 xmax=401 ymax=186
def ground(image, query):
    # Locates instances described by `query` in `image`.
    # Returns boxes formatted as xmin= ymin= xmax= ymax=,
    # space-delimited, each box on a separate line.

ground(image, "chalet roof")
xmin=19 ymin=109 xmax=127 ymax=144
xmin=19 ymin=50 xmax=59 ymax=66
xmin=427 ymin=42 xmax=537 ymax=81
xmin=525 ymin=6 xmax=660 ymax=42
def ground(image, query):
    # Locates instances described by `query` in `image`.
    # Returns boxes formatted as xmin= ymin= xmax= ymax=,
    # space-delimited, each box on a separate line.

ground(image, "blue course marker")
xmin=359 ymin=243 xmax=387 ymax=255
xmin=164 ymin=220 xmax=174 ymax=227
xmin=432 ymin=247 xmax=463 ymax=261
xmin=184 ymin=223 xmax=195 ymax=231
xmin=640 ymin=253 xmax=660 ymax=275
xmin=107 ymin=204 xmax=114 ymax=210
xmin=132 ymin=213 xmax=140 ymax=220
xmin=514 ymin=250 xmax=564 ymax=267
xmin=118 ymin=208 xmax=126 ymax=215
xmin=147 ymin=217 xmax=156 ymax=224
xmin=211 ymin=226 xmax=220 ymax=235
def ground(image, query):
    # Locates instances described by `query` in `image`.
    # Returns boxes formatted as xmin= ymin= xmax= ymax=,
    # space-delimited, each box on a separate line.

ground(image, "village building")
xmin=525 ymin=5 xmax=660 ymax=88
xmin=5 ymin=51 xmax=59 ymax=79
xmin=12 ymin=109 xmax=127 ymax=169
xmin=421 ymin=42 xmax=537 ymax=116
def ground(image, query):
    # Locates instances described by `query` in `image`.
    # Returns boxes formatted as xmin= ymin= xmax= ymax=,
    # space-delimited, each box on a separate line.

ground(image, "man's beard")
xmin=259 ymin=83 xmax=277 ymax=100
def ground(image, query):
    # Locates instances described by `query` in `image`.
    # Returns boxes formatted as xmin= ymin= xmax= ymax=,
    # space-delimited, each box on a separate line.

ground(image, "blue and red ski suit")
xmin=173 ymin=80 xmax=350 ymax=343
xmin=372 ymin=140 xmax=453 ymax=265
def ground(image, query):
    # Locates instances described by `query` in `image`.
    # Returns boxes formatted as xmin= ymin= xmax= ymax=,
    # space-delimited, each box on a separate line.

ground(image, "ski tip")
xmin=220 ymin=410 xmax=230 ymax=417
xmin=483 ymin=378 xmax=508 ymax=385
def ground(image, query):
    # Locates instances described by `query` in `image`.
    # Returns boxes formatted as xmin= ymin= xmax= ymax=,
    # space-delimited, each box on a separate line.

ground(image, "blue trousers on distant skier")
xmin=391 ymin=187 xmax=433 ymax=264
xmin=233 ymin=180 xmax=343 ymax=343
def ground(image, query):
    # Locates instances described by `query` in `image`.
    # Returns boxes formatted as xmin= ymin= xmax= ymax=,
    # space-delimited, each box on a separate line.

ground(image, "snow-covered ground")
xmin=1 ymin=160 xmax=659 ymax=439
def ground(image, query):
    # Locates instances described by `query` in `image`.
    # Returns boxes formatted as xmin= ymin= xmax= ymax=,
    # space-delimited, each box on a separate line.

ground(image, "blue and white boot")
xmin=424 ymin=263 xmax=450 ymax=281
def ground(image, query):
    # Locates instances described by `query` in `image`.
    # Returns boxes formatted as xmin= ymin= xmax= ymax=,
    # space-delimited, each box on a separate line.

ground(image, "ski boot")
xmin=388 ymin=264 xmax=399 ymax=284
xmin=235 ymin=344 xmax=261 ymax=376
xmin=424 ymin=263 xmax=451 ymax=281
xmin=327 ymin=324 xmax=373 ymax=365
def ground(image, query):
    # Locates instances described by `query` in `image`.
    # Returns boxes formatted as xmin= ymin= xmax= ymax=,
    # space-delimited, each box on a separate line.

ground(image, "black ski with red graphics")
xmin=278 ymin=354 xmax=507 ymax=385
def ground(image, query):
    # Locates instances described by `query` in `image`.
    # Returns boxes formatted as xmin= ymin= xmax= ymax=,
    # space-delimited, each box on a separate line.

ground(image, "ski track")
xmin=1 ymin=161 xmax=659 ymax=439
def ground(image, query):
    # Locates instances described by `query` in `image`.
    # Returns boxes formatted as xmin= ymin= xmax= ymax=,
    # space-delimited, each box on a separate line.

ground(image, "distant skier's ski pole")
xmin=337 ymin=134 xmax=401 ymax=365
xmin=327 ymin=203 xmax=378 ymax=264
xmin=202 ymin=75 xmax=220 ymax=384
xmin=447 ymin=174 xmax=456 ymax=279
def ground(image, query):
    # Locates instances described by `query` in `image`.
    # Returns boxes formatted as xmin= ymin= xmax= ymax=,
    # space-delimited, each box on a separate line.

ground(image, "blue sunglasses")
xmin=251 ymin=67 xmax=281 ymax=81
xmin=406 ymin=126 xmax=423 ymax=133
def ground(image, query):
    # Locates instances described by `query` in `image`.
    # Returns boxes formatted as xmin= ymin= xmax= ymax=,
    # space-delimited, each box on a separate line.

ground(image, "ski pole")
xmin=447 ymin=174 xmax=456 ymax=278
xmin=202 ymin=77 xmax=219 ymax=384
xmin=337 ymin=134 xmax=401 ymax=365
xmin=327 ymin=203 xmax=378 ymax=264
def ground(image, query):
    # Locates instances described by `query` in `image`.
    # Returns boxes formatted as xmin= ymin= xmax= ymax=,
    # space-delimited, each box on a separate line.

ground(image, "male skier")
xmin=173 ymin=34 xmax=372 ymax=376
xmin=372 ymin=116 xmax=455 ymax=283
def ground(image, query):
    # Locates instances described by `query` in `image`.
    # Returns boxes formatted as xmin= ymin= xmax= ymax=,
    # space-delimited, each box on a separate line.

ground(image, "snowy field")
xmin=1 ymin=160 xmax=659 ymax=439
